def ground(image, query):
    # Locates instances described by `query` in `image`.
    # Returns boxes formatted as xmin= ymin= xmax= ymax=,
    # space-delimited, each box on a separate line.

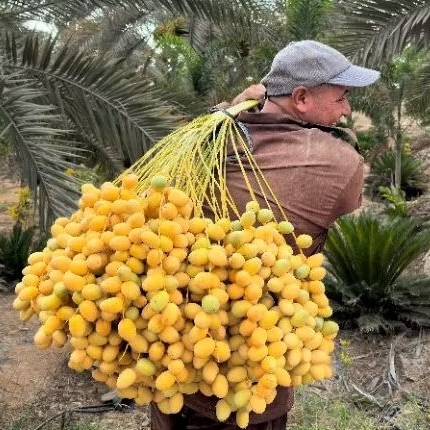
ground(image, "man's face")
xmin=304 ymin=84 xmax=351 ymax=126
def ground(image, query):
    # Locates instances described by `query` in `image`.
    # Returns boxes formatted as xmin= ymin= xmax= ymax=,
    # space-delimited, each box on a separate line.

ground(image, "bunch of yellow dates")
xmin=13 ymin=174 xmax=338 ymax=428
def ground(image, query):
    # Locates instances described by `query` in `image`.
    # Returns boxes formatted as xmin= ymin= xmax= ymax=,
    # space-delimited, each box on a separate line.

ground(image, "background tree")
xmin=286 ymin=0 xmax=333 ymax=41
xmin=331 ymin=0 xmax=430 ymax=192
xmin=0 ymin=0 xmax=264 ymax=229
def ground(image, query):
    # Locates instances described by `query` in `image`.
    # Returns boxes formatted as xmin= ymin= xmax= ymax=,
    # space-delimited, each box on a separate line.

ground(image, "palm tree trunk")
xmin=394 ymin=84 xmax=403 ymax=189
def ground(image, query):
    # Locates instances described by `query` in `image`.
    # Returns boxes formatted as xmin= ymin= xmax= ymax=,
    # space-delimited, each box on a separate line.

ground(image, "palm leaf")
xmin=152 ymin=0 xmax=264 ymax=25
xmin=0 ymin=73 xmax=84 ymax=228
xmin=0 ymin=32 xmax=186 ymax=227
xmin=332 ymin=0 xmax=430 ymax=65
xmin=326 ymin=213 xmax=430 ymax=290
xmin=4 ymin=33 xmax=183 ymax=166
xmin=365 ymin=151 xmax=427 ymax=198
xmin=0 ymin=0 xmax=265 ymax=30
xmin=390 ymin=276 xmax=430 ymax=326
xmin=404 ymin=52 xmax=430 ymax=123
xmin=0 ymin=0 xmax=124 ymax=27
xmin=59 ymin=6 xmax=150 ymax=61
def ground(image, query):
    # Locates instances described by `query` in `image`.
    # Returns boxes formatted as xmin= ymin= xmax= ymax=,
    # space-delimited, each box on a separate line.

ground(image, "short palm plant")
xmin=324 ymin=212 xmax=430 ymax=332
xmin=365 ymin=150 xmax=427 ymax=199
xmin=0 ymin=223 xmax=46 ymax=285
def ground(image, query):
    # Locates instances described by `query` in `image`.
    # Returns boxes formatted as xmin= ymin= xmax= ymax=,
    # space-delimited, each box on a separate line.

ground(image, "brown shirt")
xmin=225 ymin=111 xmax=363 ymax=254
xmin=183 ymin=111 xmax=363 ymax=423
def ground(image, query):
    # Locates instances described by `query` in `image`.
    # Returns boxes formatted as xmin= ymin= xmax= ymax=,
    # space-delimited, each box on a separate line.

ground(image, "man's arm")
xmin=332 ymin=159 xmax=364 ymax=218
xmin=230 ymin=84 xmax=266 ymax=106
xmin=213 ymin=84 xmax=266 ymax=111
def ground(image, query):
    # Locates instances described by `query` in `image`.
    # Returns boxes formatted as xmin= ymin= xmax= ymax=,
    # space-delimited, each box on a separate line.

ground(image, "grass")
xmin=289 ymin=387 xmax=388 ymax=430
xmin=393 ymin=398 xmax=430 ymax=430
xmin=2 ymin=389 xmax=429 ymax=430
xmin=289 ymin=386 xmax=430 ymax=430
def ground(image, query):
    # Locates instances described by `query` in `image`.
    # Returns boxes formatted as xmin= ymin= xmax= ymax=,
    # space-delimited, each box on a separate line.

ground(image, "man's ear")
xmin=290 ymin=86 xmax=312 ymax=113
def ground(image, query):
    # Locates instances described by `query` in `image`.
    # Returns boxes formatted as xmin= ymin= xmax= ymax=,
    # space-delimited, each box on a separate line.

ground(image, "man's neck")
xmin=261 ymin=97 xmax=304 ymax=122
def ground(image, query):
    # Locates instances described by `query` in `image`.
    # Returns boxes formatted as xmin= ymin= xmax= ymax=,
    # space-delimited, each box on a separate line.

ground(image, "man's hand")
xmin=231 ymin=84 xmax=266 ymax=107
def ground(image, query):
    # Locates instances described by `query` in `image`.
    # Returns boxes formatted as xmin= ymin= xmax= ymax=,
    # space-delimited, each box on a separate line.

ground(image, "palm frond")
xmin=59 ymin=6 xmax=150 ymax=60
xmin=4 ymin=33 xmax=183 ymax=166
xmin=0 ymin=73 xmax=84 ymax=228
xmin=152 ymin=0 xmax=265 ymax=25
xmin=332 ymin=0 xmax=430 ymax=65
xmin=391 ymin=276 xmax=430 ymax=326
xmin=0 ymin=0 xmax=133 ymax=27
xmin=365 ymin=151 xmax=427 ymax=199
xmin=404 ymin=51 xmax=430 ymax=123
xmin=349 ymin=82 xmax=394 ymax=134
xmin=1 ymin=0 xmax=267 ymax=30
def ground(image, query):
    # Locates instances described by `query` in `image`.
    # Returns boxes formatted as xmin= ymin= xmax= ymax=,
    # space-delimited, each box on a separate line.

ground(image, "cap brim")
xmin=328 ymin=64 xmax=380 ymax=87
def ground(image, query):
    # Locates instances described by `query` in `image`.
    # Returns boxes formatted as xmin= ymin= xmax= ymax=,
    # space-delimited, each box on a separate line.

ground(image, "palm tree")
xmin=148 ymin=0 xmax=340 ymax=114
xmin=286 ymin=0 xmax=333 ymax=41
xmin=0 ymin=0 xmax=264 ymax=230
xmin=330 ymin=1 xmax=430 ymax=193
xmin=1 ymin=32 xmax=183 ymax=229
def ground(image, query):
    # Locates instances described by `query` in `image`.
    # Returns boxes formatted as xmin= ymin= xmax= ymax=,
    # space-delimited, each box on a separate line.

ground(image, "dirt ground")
xmin=0 ymin=156 xmax=151 ymax=430
xmin=0 ymin=293 xmax=151 ymax=430
xmin=1 ymin=128 xmax=430 ymax=430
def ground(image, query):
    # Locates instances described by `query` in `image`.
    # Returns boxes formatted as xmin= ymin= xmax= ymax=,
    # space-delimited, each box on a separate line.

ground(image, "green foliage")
xmin=148 ymin=5 xmax=284 ymax=112
xmin=286 ymin=0 xmax=333 ymax=42
xmin=365 ymin=150 xmax=427 ymax=199
xmin=324 ymin=212 xmax=430 ymax=332
xmin=291 ymin=386 xmax=430 ymax=430
xmin=393 ymin=396 xmax=430 ymax=430
xmin=64 ymin=164 xmax=108 ymax=188
xmin=355 ymin=127 xmax=384 ymax=161
xmin=0 ymin=136 xmax=10 ymax=156
xmin=404 ymin=50 xmax=430 ymax=125
xmin=330 ymin=0 xmax=430 ymax=64
xmin=0 ymin=32 xmax=184 ymax=229
xmin=0 ymin=223 xmax=46 ymax=283
xmin=347 ymin=84 xmax=394 ymax=146
xmin=2 ymin=415 xmax=29 ymax=430
xmin=7 ymin=186 xmax=33 ymax=226
xmin=378 ymin=184 xmax=408 ymax=217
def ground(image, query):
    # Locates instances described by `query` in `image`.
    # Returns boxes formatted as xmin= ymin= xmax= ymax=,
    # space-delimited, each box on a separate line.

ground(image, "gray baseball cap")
xmin=261 ymin=40 xmax=380 ymax=96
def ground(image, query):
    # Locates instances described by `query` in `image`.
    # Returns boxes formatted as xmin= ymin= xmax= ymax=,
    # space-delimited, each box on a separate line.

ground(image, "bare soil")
xmin=0 ymin=290 xmax=151 ymax=429
xmin=0 ymin=157 xmax=151 ymax=430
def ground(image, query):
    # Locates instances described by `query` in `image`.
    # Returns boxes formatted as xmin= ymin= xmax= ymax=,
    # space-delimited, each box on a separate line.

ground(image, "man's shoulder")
xmin=304 ymin=127 xmax=363 ymax=172
xmin=241 ymin=113 xmax=358 ymax=145
xmin=308 ymin=126 xmax=360 ymax=153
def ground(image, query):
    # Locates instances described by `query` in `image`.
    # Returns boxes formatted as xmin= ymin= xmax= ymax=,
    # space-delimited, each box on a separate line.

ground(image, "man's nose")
xmin=342 ymin=99 xmax=352 ymax=117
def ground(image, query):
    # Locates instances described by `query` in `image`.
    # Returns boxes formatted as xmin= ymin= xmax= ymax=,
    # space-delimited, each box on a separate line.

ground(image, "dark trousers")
xmin=150 ymin=403 xmax=289 ymax=430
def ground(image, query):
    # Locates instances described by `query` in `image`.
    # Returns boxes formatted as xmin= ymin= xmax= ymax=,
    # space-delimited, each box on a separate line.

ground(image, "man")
xmin=151 ymin=40 xmax=380 ymax=429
